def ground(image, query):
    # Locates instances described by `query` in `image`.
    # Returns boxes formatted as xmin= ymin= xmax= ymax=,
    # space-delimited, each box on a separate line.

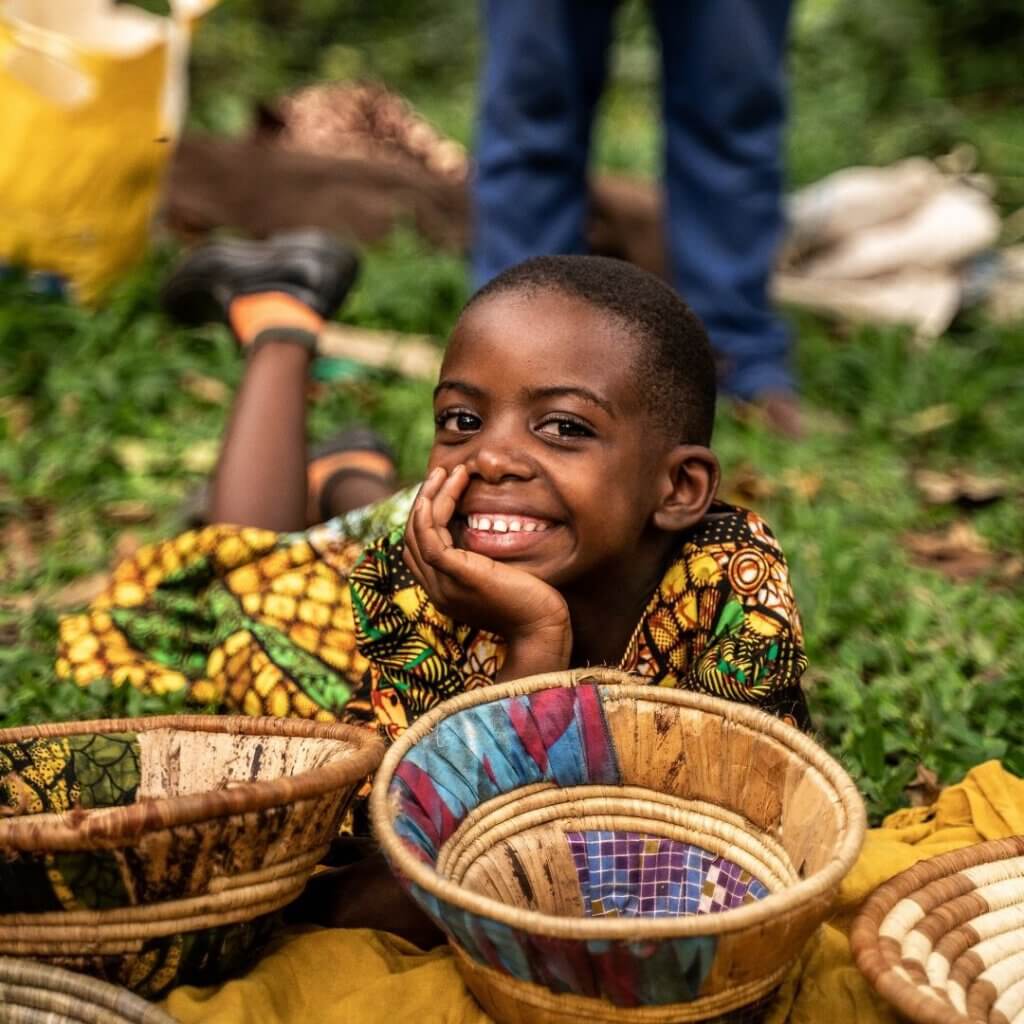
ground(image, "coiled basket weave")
xmin=371 ymin=669 xmax=866 ymax=1023
xmin=0 ymin=956 xmax=175 ymax=1024
xmin=0 ymin=714 xmax=383 ymax=997
xmin=852 ymin=835 xmax=1024 ymax=1024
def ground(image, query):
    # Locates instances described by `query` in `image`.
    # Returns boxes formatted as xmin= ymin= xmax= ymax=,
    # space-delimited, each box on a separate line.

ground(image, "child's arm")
xmin=209 ymin=342 xmax=311 ymax=531
xmin=403 ymin=466 xmax=573 ymax=679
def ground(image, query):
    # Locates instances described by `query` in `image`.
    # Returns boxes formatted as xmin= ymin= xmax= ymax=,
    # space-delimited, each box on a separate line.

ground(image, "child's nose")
xmin=467 ymin=440 xmax=534 ymax=484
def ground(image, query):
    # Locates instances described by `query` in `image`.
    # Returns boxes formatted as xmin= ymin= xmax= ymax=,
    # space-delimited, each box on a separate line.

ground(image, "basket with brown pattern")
xmin=0 ymin=715 xmax=383 ymax=997
xmin=0 ymin=955 xmax=176 ymax=1024
xmin=853 ymin=836 xmax=1024 ymax=1024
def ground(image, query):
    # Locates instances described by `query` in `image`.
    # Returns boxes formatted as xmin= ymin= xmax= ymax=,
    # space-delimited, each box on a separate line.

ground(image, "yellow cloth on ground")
xmin=164 ymin=928 xmax=487 ymax=1024
xmin=163 ymin=761 xmax=1024 ymax=1024
xmin=767 ymin=759 xmax=1024 ymax=1023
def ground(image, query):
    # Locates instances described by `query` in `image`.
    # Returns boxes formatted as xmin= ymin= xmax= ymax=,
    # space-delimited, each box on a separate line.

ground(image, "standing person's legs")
xmin=651 ymin=1 xmax=795 ymax=409
xmin=472 ymin=0 xmax=619 ymax=288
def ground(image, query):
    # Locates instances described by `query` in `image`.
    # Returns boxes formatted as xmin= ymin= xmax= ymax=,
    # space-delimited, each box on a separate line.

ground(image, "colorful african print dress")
xmin=56 ymin=491 xmax=809 ymax=743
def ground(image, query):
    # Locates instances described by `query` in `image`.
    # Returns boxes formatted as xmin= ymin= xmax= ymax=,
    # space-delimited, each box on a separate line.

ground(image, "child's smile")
xmin=428 ymin=288 xmax=669 ymax=591
xmin=459 ymin=509 xmax=557 ymax=556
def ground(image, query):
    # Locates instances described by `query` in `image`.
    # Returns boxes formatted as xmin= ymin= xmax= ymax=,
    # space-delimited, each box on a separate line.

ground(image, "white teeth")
xmin=467 ymin=514 xmax=551 ymax=533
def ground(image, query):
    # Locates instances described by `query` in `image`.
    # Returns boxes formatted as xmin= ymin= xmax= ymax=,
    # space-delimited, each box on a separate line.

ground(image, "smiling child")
xmin=58 ymin=243 xmax=808 ymax=777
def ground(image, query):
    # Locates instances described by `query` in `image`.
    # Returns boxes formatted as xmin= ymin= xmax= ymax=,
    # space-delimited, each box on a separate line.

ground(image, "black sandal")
xmin=161 ymin=229 xmax=361 ymax=333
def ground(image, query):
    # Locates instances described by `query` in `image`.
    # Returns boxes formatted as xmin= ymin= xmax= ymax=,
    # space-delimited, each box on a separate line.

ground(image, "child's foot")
xmin=181 ymin=427 xmax=396 ymax=529
xmin=307 ymin=427 xmax=397 ymax=522
xmin=160 ymin=230 xmax=360 ymax=352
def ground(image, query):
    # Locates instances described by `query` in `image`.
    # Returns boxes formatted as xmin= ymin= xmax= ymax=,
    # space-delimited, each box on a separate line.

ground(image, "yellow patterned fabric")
xmin=56 ymin=495 xmax=808 ymax=741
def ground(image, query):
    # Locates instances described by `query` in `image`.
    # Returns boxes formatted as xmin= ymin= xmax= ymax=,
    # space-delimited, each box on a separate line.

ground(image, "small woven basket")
xmin=0 ymin=956 xmax=175 ymax=1024
xmin=372 ymin=669 xmax=866 ymax=1023
xmin=0 ymin=714 xmax=383 ymax=997
xmin=852 ymin=835 xmax=1024 ymax=1024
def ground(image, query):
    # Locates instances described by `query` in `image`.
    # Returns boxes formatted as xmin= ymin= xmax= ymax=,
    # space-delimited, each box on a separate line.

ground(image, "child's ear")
xmin=653 ymin=446 xmax=720 ymax=532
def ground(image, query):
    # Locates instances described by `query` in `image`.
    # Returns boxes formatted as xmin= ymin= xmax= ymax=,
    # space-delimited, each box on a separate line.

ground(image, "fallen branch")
xmin=318 ymin=324 xmax=441 ymax=381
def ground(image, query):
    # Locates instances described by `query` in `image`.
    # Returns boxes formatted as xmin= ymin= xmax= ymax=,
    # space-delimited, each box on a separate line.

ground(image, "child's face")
xmin=427 ymin=288 xmax=674 ymax=590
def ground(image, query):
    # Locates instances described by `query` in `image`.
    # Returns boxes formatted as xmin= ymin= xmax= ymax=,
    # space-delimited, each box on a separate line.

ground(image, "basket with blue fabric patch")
xmin=371 ymin=669 xmax=865 ymax=1023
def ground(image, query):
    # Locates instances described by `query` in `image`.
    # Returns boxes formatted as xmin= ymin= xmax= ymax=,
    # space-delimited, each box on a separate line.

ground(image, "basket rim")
xmin=0 ymin=714 xmax=383 ymax=851
xmin=0 ymin=954 xmax=177 ymax=1023
xmin=370 ymin=668 xmax=866 ymax=941
xmin=850 ymin=835 xmax=1024 ymax=1024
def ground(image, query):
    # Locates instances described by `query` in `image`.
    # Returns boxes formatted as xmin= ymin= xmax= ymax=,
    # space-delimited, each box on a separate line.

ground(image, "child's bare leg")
xmin=162 ymin=233 xmax=396 ymax=529
xmin=211 ymin=339 xmax=312 ymax=531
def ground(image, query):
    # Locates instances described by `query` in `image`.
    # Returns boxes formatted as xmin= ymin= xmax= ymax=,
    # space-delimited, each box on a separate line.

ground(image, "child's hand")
xmin=403 ymin=466 xmax=572 ymax=679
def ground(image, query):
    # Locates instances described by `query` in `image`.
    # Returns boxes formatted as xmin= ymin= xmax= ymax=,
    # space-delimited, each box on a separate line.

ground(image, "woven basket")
xmin=852 ymin=835 xmax=1024 ymax=1024
xmin=0 ymin=714 xmax=383 ymax=997
xmin=0 ymin=956 xmax=175 ymax=1024
xmin=371 ymin=669 xmax=866 ymax=1023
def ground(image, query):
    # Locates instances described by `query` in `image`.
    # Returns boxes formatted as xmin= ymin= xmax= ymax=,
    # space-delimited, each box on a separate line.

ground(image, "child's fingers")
xmin=413 ymin=493 xmax=488 ymax=590
xmin=405 ymin=463 xmax=495 ymax=601
xmin=405 ymin=469 xmax=445 ymax=559
xmin=403 ymin=481 xmax=445 ymax=591
xmin=431 ymin=464 xmax=468 ymax=532
xmin=415 ymin=466 xmax=446 ymax=505
xmin=413 ymin=492 xmax=450 ymax=566
xmin=403 ymin=514 xmax=448 ymax=597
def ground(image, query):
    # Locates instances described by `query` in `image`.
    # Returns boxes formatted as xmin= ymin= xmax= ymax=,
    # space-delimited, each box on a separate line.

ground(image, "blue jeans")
xmin=472 ymin=0 xmax=794 ymax=399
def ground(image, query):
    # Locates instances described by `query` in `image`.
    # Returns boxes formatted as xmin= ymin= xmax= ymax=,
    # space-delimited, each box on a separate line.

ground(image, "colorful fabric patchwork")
xmin=698 ymin=857 xmax=769 ymax=913
xmin=391 ymin=684 xmax=620 ymax=854
xmin=0 ymin=734 xmax=140 ymax=816
xmin=567 ymin=831 xmax=768 ymax=919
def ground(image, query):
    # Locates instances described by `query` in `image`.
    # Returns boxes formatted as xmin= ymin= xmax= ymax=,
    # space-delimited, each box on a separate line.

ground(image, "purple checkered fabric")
xmin=566 ymin=830 xmax=769 ymax=919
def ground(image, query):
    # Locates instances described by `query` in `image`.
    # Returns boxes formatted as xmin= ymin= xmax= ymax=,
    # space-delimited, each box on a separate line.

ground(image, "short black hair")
xmin=463 ymin=255 xmax=716 ymax=445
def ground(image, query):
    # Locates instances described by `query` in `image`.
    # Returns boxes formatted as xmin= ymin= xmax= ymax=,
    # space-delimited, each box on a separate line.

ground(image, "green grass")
xmin=2 ymin=3 xmax=1023 ymax=822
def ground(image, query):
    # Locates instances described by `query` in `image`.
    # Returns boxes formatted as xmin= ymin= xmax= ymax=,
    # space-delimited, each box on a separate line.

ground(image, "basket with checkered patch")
xmin=371 ymin=669 xmax=865 ymax=1023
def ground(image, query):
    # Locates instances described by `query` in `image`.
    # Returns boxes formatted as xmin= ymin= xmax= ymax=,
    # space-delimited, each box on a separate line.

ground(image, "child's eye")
xmin=537 ymin=417 xmax=594 ymax=439
xmin=436 ymin=410 xmax=481 ymax=433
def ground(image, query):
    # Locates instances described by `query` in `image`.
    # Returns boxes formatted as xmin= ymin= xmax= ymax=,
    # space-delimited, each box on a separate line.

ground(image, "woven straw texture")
xmin=852 ymin=835 xmax=1024 ymax=1024
xmin=371 ymin=669 xmax=865 ymax=1023
xmin=0 ymin=956 xmax=175 ymax=1023
xmin=0 ymin=714 xmax=383 ymax=997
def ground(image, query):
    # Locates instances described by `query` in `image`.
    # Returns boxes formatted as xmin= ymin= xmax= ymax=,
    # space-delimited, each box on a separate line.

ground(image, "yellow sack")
xmin=0 ymin=0 xmax=215 ymax=303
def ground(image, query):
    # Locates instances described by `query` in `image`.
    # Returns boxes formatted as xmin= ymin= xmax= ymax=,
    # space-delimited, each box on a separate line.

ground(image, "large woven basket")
xmin=852 ymin=835 xmax=1024 ymax=1024
xmin=371 ymin=669 xmax=866 ymax=1023
xmin=0 ymin=714 xmax=383 ymax=997
xmin=0 ymin=956 xmax=176 ymax=1024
